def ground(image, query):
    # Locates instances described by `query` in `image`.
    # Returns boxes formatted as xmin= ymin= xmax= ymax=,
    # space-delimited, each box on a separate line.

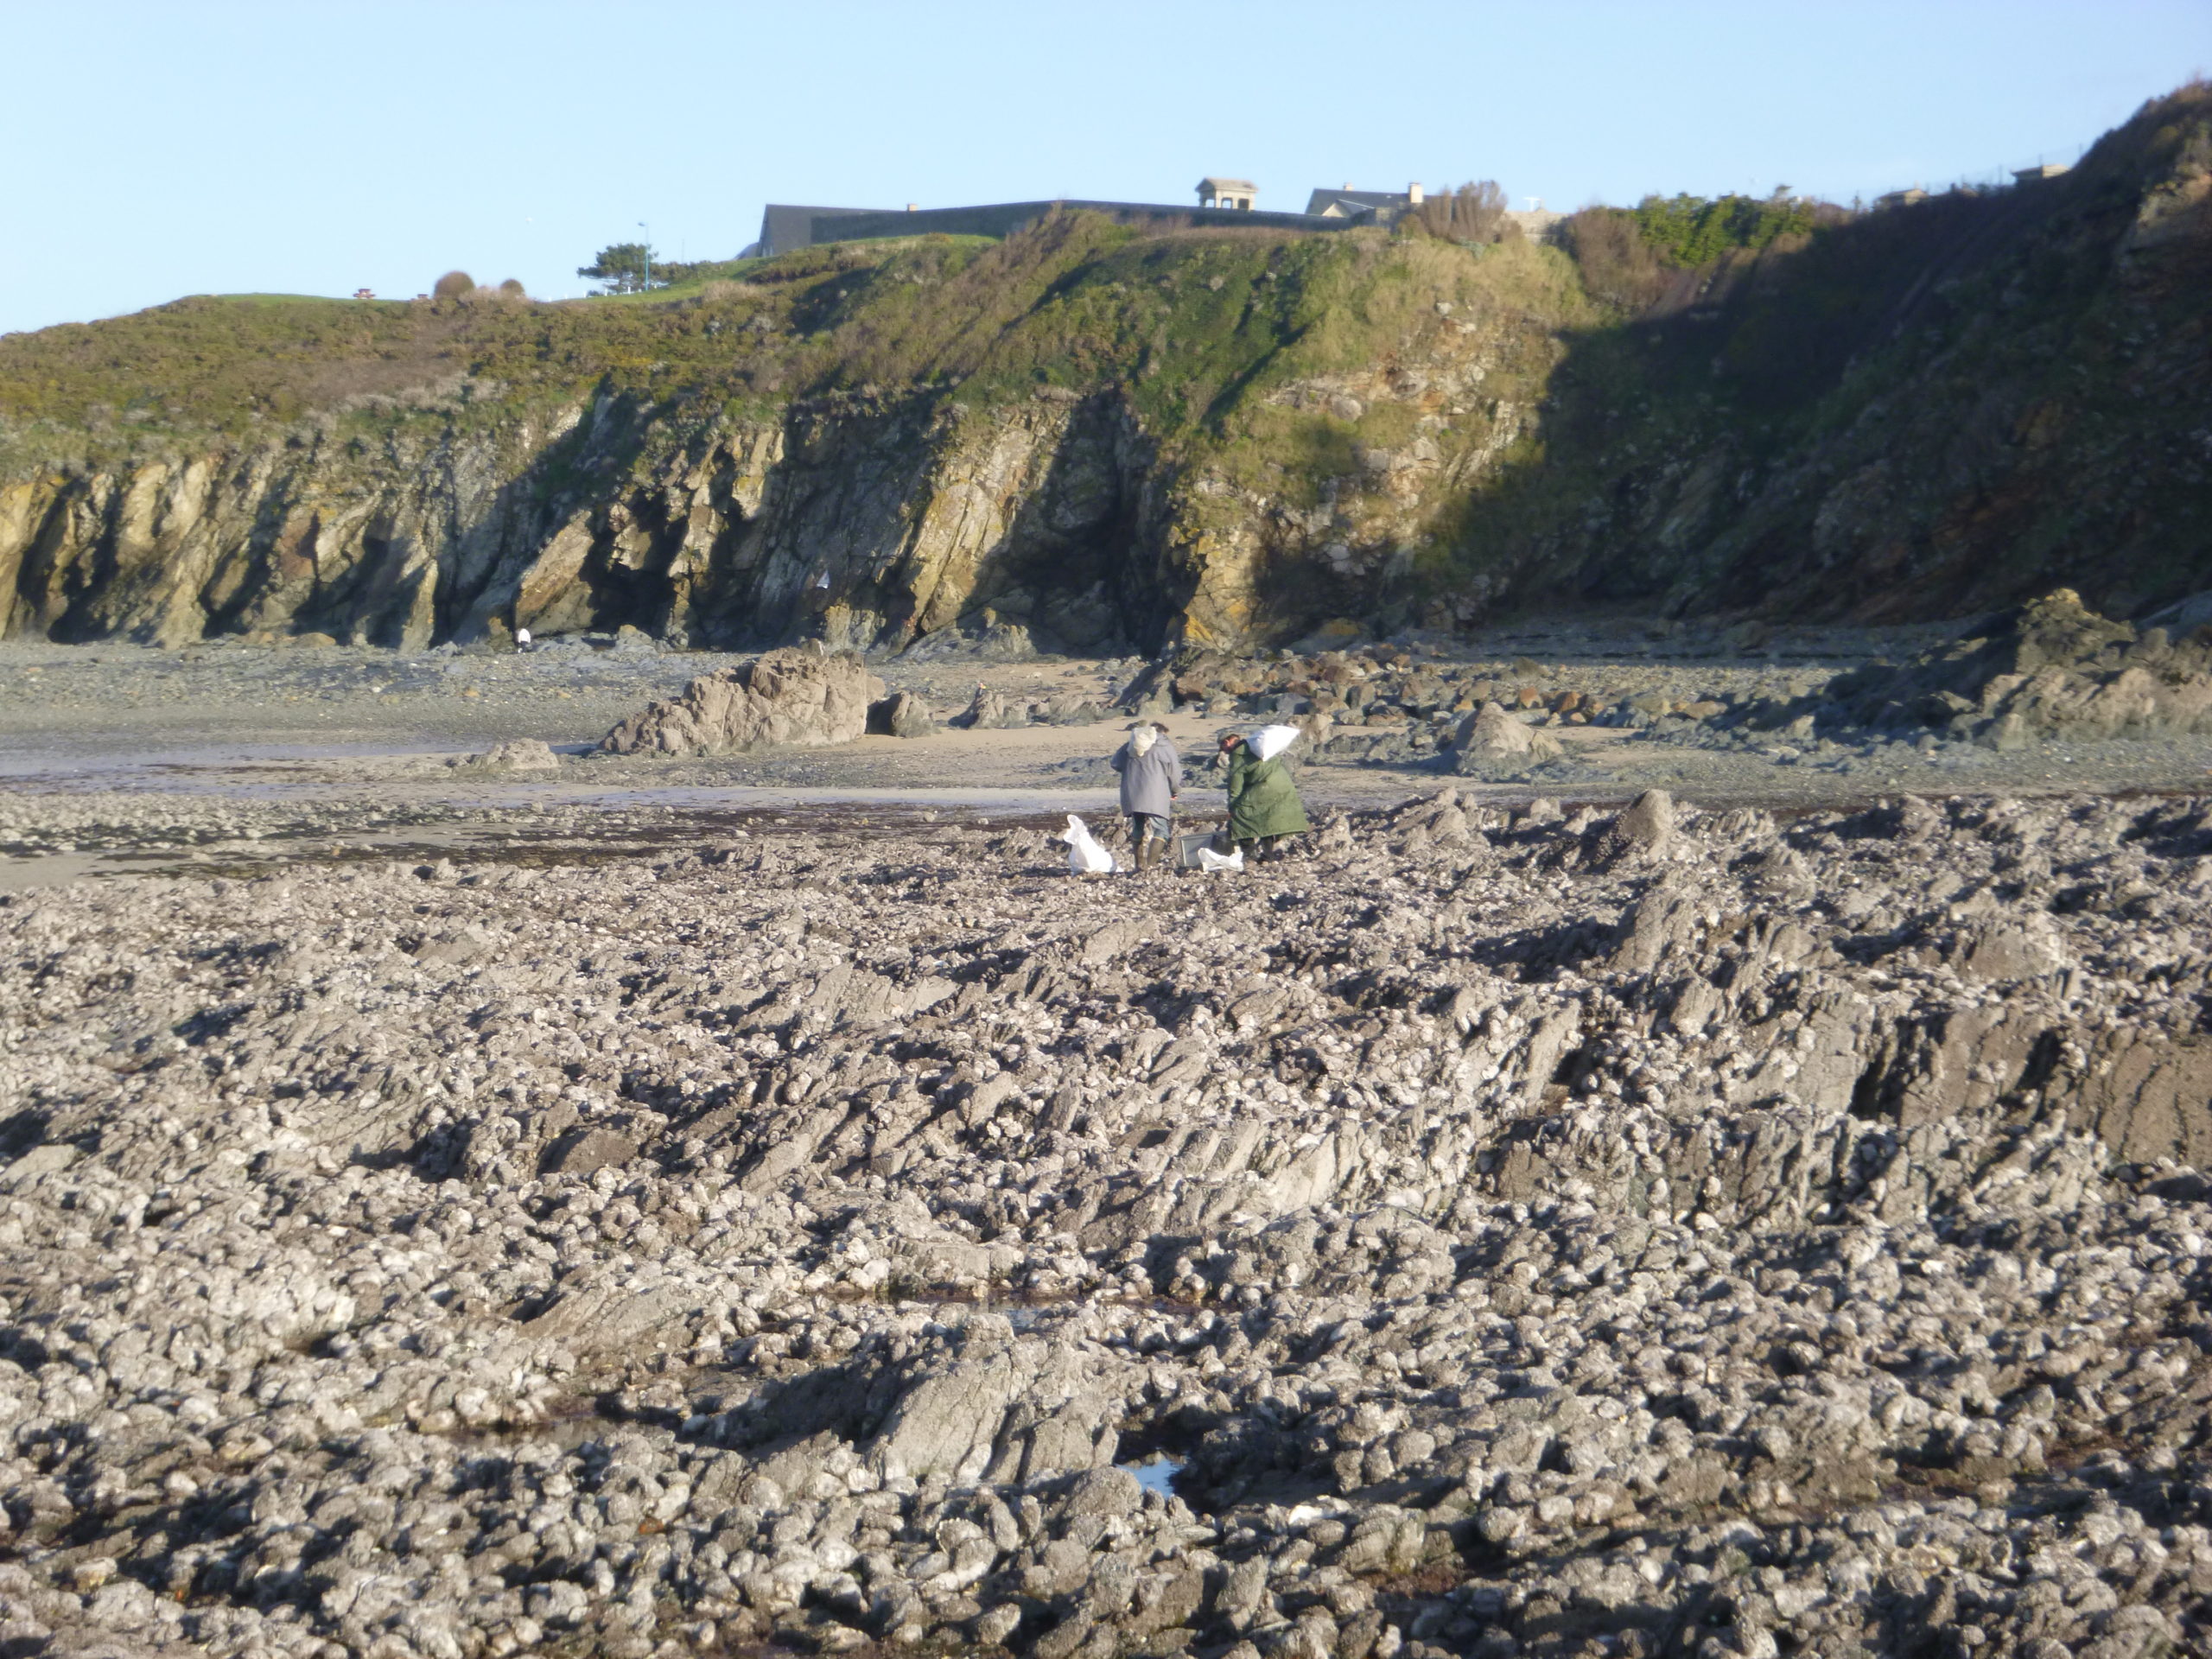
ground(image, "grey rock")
xmin=1451 ymin=702 xmax=1564 ymax=769
xmin=600 ymin=647 xmax=884 ymax=755
xmin=3 ymin=781 xmax=2211 ymax=1659
xmin=869 ymin=690 xmax=938 ymax=738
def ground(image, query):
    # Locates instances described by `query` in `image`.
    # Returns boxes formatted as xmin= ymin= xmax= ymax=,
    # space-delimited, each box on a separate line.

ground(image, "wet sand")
xmin=7 ymin=633 xmax=2212 ymax=892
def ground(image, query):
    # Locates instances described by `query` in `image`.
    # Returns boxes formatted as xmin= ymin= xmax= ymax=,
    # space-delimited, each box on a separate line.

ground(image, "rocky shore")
xmin=5 ymin=781 xmax=2212 ymax=1657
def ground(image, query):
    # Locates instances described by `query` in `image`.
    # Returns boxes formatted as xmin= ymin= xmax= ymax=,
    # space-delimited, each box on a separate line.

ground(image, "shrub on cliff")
xmin=1408 ymin=181 xmax=1510 ymax=244
xmin=1630 ymin=193 xmax=1832 ymax=265
xmin=1560 ymin=193 xmax=1847 ymax=315
xmin=432 ymin=270 xmax=475 ymax=301
xmin=1556 ymin=209 xmax=1676 ymax=310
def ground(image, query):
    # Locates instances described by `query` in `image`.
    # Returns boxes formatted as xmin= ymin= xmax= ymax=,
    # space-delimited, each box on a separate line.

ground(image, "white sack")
xmin=1063 ymin=814 xmax=1118 ymax=874
xmin=1249 ymin=724 xmax=1301 ymax=762
xmin=1196 ymin=843 xmax=1245 ymax=873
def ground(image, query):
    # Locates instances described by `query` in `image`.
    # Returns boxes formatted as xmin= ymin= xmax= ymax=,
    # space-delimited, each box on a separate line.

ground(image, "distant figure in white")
xmin=515 ymin=628 xmax=532 ymax=647
xmin=1109 ymin=721 xmax=1181 ymax=873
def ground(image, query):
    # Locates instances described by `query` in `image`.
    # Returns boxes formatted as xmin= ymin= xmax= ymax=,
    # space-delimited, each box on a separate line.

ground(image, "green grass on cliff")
xmin=0 ymin=217 xmax=1581 ymax=475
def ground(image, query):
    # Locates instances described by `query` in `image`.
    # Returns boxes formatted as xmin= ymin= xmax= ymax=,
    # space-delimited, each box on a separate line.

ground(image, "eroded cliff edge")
xmin=3 ymin=83 xmax=2209 ymax=653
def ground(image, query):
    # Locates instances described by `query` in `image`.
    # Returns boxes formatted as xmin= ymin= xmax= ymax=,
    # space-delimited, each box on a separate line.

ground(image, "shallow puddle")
xmin=1118 ymin=1453 xmax=1187 ymax=1500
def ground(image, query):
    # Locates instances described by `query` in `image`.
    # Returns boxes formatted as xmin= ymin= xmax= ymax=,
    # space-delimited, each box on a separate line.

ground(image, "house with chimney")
xmin=1307 ymin=183 xmax=1562 ymax=240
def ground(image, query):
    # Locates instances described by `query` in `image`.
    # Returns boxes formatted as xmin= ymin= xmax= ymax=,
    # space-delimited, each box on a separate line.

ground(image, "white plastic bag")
xmin=1248 ymin=723 xmax=1301 ymax=762
xmin=1196 ymin=843 xmax=1245 ymax=873
xmin=1063 ymin=814 xmax=1118 ymax=874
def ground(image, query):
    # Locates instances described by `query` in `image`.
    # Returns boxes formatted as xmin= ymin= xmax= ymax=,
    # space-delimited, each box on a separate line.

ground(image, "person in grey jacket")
xmin=1109 ymin=722 xmax=1180 ymax=872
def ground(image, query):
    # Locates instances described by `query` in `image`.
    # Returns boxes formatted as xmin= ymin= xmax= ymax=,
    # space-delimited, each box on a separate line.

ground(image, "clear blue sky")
xmin=3 ymin=0 xmax=2206 ymax=336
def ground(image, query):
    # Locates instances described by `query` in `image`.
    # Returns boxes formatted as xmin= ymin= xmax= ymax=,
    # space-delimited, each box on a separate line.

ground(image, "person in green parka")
xmin=1219 ymin=731 xmax=1311 ymax=861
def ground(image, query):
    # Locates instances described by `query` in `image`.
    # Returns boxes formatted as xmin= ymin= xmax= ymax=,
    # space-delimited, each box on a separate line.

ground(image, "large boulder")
xmin=868 ymin=690 xmax=937 ymax=738
xmin=1452 ymin=702 xmax=1565 ymax=772
xmin=952 ymin=684 xmax=1027 ymax=730
xmin=600 ymin=647 xmax=884 ymax=756
xmin=1589 ymin=788 xmax=1679 ymax=868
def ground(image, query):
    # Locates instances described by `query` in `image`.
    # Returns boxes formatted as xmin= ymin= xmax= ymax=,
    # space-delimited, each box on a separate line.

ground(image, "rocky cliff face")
xmin=0 ymin=409 xmax=574 ymax=650
xmin=0 ymin=296 xmax=1534 ymax=654
xmin=3 ymin=86 xmax=2208 ymax=652
xmin=0 ymin=395 xmax=1132 ymax=652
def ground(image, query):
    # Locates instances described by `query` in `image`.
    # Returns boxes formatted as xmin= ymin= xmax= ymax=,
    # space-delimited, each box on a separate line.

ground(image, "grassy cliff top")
xmin=0 ymin=218 xmax=1586 ymax=474
xmin=8 ymin=79 xmax=2205 ymax=473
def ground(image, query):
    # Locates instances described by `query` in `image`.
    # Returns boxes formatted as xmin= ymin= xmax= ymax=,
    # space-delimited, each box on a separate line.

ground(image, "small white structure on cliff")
xmin=1196 ymin=177 xmax=1258 ymax=210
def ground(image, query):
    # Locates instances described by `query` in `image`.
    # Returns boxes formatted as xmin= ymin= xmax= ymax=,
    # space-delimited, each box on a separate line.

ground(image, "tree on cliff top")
xmin=432 ymin=270 xmax=475 ymax=300
xmin=578 ymin=242 xmax=658 ymax=295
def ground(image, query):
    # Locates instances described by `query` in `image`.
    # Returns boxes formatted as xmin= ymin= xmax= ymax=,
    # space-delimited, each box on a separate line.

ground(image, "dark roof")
xmin=1304 ymin=188 xmax=1407 ymax=218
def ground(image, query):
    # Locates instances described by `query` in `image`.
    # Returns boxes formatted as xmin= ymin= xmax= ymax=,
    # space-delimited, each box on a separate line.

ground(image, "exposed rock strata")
xmin=0 ymin=396 xmax=1175 ymax=655
xmin=9 ymin=82 xmax=2211 ymax=656
xmin=599 ymin=647 xmax=882 ymax=756
xmin=6 ymin=791 xmax=2212 ymax=1655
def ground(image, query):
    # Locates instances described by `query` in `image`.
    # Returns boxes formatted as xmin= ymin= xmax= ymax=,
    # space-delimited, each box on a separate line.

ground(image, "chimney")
xmin=1408 ymin=182 xmax=1424 ymax=206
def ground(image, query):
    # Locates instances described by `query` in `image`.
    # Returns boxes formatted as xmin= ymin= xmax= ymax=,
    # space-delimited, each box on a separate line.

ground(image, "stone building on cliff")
xmin=745 ymin=179 xmax=1561 ymax=259
xmin=748 ymin=181 xmax=1343 ymax=259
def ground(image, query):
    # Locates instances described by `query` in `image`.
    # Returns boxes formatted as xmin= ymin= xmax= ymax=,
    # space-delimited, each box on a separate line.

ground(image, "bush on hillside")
xmin=1557 ymin=209 xmax=1675 ymax=310
xmin=1560 ymin=193 xmax=1847 ymax=315
xmin=498 ymin=278 xmax=525 ymax=299
xmin=1411 ymin=181 xmax=1510 ymax=244
xmin=1630 ymin=193 xmax=1834 ymax=265
xmin=432 ymin=270 xmax=475 ymax=301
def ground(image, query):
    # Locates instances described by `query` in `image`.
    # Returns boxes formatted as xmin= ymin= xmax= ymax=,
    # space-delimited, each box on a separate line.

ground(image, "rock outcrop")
xmin=868 ymin=690 xmax=937 ymax=738
xmin=599 ymin=646 xmax=882 ymax=755
xmin=1822 ymin=588 xmax=2212 ymax=739
xmin=1451 ymin=700 xmax=1567 ymax=771
xmin=448 ymin=737 xmax=561 ymax=772
xmin=10 ymin=790 xmax=2212 ymax=1656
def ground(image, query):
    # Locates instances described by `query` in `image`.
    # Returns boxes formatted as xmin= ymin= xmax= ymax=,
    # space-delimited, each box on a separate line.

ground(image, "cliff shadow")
xmin=1423 ymin=135 xmax=2183 ymax=626
xmin=913 ymin=392 xmax=1163 ymax=655
xmin=686 ymin=390 xmax=1173 ymax=656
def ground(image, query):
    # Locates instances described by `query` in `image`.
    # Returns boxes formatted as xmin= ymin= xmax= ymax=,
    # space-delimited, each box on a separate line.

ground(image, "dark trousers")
xmin=1129 ymin=812 xmax=1170 ymax=844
